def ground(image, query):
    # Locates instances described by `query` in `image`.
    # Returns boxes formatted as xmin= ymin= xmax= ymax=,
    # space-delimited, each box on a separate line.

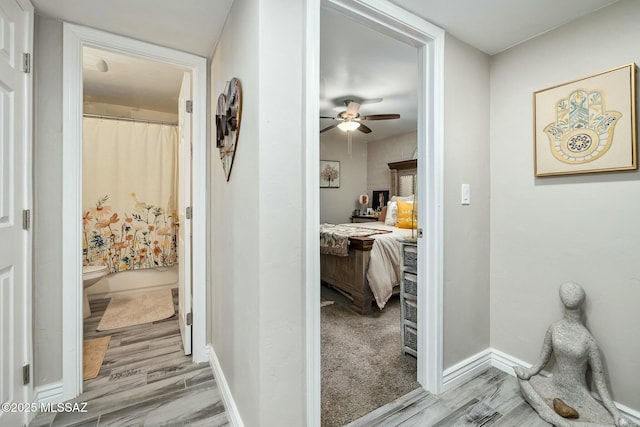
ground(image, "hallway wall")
xmin=209 ymin=0 xmax=306 ymax=425
xmin=490 ymin=0 xmax=640 ymax=410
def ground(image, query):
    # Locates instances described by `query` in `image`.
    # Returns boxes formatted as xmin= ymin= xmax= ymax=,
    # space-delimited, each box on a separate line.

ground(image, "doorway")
xmin=319 ymin=6 xmax=420 ymax=424
xmin=62 ymin=23 xmax=208 ymax=400
xmin=306 ymin=1 xmax=446 ymax=425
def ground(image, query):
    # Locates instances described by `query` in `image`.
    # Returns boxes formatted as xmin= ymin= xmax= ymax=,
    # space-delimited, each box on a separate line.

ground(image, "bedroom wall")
xmin=366 ymin=131 xmax=416 ymax=200
xmin=442 ymin=34 xmax=491 ymax=369
xmin=210 ymin=0 xmax=305 ymax=425
xmin=490 ymin=0 xmax=640 ymax=411
xmin=319 ymin=134 xmax=368 ymax=224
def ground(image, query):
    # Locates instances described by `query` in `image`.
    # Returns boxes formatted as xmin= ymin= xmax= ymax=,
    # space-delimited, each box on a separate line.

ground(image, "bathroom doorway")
xmin=81 ymin=46 xmax=193 ymax=354
xmin=62 ymin=23 xmax=208 ymax=400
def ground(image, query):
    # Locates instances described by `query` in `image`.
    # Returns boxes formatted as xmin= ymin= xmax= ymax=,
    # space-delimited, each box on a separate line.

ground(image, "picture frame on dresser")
xmin=372 ymin=190 xmax=389 ymax=210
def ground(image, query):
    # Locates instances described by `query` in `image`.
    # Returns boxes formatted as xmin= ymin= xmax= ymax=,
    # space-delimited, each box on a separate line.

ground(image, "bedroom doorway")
xmin=307 ymin=1 xmax=445 ymax=425
xmin=62 ymin=23 xmax=208 ymax=400
xmin=318 ymin=6 xmax=421 ymax=425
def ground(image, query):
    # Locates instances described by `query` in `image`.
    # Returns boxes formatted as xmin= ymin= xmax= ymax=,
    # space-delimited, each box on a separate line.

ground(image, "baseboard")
xmin=206 ymin=344 xmax=245 ymax=427
xmin=488 ymin=348 xmax=640 ymax=425
xmin=33 ymin=381 xmax=63 ymax=405
xmin=442 ymin=348 xmax=492 ymax=392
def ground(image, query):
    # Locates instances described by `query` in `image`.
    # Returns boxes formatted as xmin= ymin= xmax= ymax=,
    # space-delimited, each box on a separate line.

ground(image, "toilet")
xmin=82 ymin=265 xmax=109 ymax=318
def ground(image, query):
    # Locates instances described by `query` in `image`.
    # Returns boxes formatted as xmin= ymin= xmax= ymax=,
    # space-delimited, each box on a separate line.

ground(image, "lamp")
xmin=359 ymin=193 xmax=369 ymax=216
xmin=337 ymin=120 xmax=360 ymax=132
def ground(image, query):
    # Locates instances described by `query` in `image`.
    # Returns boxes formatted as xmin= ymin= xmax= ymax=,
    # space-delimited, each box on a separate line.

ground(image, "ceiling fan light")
xmin=337 ymin=121 xmax=360 ymax=132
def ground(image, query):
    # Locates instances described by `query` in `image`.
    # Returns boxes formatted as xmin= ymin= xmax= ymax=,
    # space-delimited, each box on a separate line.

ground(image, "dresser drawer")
xmin=403 ymin=245 xmax=417 ymax=271
xmin=403 ymin=272 xmax=417 ymax=297
xmin=404 ymin=325 xmax=417 ymax=351
xmin=404 ymin=299 xmax=417 ymax=324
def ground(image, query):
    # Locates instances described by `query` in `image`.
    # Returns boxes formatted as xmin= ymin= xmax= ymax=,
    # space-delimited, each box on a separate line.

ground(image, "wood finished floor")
xmin=29 ymin=289 xmax=229 ymax=427
xmin=346 ymin=367 xmax=551 ymax=427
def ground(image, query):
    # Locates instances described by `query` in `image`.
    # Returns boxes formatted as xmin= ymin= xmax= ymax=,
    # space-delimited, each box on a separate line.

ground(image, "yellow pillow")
xmin=396 ymin=200 xmax=417 ymax=229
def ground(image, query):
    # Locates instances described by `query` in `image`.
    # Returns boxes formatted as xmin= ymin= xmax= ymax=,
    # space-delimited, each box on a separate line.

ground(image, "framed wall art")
xmin=533 ymin=63 xmax=637 ymax=176
xmin=320 ymin=160 xmax=340 ymax=188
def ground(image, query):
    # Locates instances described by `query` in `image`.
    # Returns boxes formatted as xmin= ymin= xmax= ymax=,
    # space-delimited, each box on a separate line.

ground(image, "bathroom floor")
xmin=30 ymin=289 xmax=228 ymax=427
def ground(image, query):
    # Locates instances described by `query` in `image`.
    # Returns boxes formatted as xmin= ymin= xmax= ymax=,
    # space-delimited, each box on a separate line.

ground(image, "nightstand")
xmin=351 ymin=215 xmax=378 ymax=223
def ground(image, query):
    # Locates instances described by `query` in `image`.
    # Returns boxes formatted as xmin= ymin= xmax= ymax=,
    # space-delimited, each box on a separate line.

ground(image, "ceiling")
xmin=83 ymin=47 xmax=184 ymax=113
xmin=33 ymin=0 xmax=620 ymax=136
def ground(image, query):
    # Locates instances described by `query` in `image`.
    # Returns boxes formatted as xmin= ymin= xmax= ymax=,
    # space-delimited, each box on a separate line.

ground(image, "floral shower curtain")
xmin=82 ymin=117 xmax=178 ymax=272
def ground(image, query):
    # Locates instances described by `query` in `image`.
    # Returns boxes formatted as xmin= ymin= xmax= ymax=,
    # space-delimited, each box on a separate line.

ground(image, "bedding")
xmin=346 ymin=222 xmax=413 ymax=309
xmin=320 ymin=222 xmax=413 ymax=310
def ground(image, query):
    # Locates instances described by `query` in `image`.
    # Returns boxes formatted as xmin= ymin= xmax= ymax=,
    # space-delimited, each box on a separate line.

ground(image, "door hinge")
xmin=186 ymin=312 xmax=193 ymax=326
xmin=22 ymin=209 xmax=30 ymax=230
xmin=23 ymin=53 xmax=31 ymax=73
xmin=23 ymin=364 xmax=30 ymax=385
xmin=185 ymin=206 xmax=192 ymax=220
xmin=417 ymin=228 xmax=423 ymax=238
xmin=185 ymin=100 xmax=193 ymax=113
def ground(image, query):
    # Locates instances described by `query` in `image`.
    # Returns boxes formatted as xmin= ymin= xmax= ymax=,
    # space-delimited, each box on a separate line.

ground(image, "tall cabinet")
xmin=399 ymin=240 xmax=418 ymax=357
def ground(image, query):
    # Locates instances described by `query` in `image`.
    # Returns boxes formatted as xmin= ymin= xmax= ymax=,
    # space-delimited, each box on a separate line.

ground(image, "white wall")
xmin=490 ymin=0 xmax=640 ymax=410
xmin=442 ymin=34 xmax=492 ymax=368
xmin=210 ymin=0 xmax=305 ymax=425
xmin=366 ymin=131 xmax=416 ymax=198
xmin=33 ymin=14 xmax=64 ymax=386
xmin=319 ymin=134 xmax=367 ymax=224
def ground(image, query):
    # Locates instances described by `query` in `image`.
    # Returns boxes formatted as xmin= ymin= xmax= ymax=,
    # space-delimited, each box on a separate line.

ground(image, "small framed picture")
xmin=320 ymin=160 xmax=340 ymax=188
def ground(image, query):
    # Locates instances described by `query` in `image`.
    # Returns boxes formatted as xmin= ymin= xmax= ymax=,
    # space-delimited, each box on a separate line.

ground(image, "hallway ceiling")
xmin=33 ymin=0 xmax=620 ymax=138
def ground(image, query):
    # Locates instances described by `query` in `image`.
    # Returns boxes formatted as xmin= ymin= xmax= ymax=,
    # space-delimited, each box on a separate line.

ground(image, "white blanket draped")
xmin=340 ymin=222 xmax=414 ymax=309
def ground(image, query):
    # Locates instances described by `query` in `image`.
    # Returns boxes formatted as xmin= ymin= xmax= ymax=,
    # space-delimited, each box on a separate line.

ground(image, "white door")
xmin=177 ymin=72 xmax=192 ymax=355
xmin=0 ymin=0 xmax=32 ymax=425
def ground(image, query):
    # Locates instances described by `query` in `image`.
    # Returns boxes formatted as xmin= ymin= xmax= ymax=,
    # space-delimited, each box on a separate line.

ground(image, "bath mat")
xmin=97 ymin=289 xmax=175 ymax=331
xmin=83 ymin=336 xmax=111 ymax=380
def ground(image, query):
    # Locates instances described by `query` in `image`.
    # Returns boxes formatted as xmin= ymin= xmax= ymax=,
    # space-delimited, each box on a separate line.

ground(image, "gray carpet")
xmin=321 ymin=286 xmax=420 ymax=426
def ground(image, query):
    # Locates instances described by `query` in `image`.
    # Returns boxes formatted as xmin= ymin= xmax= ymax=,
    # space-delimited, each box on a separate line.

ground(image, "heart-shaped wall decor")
xmin=216 ymin=78 xmax=242 ymax=181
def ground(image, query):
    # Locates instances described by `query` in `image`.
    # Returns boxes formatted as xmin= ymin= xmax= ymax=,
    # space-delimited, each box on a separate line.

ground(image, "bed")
xmin=320 ymin=222 xmax=414 ymax=314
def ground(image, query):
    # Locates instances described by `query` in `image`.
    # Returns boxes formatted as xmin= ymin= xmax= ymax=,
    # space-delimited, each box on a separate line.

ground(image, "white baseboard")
xmin=488 ymin=348 xmax=640 ymax=425
xmin=442 ymin=348 xmax=492 ymax=392
xmin=206 ymin=344 xmax=245 ymax=427
xmin=33 ymin=381 xmax=63 ymax=405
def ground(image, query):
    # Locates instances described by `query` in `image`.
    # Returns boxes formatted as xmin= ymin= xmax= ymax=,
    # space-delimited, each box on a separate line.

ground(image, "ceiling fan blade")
xmin=345 ymin=101 xmax=361 ymax=117
xmin=320 ymin=123 xmax=338 ymax=133
xmin=357 ymin=123 xmax=372 ymax=134
xmin=320 ymin=115 xmax=336 ymax=119
xmin=361 ymin=114 xmax=400 ymax=121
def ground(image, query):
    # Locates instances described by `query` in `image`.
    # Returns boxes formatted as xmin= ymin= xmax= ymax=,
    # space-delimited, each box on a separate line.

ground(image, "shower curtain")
xmin=82 ymin=117 xmax=178 ymax=272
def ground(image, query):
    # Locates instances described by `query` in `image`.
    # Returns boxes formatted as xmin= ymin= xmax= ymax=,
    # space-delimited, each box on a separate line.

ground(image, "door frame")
xmin=61 ymin=23 xmax=208 ymax=399
xmin=305 ymin=0 xmax=445 ymax=423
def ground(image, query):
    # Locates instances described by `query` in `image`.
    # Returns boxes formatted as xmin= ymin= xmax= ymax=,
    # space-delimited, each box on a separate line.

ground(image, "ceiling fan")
xmin=320 ymin=99 xmax=400 ymax=134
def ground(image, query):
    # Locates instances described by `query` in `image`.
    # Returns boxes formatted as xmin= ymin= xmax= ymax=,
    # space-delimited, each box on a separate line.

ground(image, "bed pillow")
xmin=396 ymin=200 xmax=417 ymax=229
xmin=385 ymin=201 xmax=398 ymax=226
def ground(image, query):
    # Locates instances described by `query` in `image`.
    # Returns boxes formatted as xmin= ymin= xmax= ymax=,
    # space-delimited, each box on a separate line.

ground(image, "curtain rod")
xmin=83 ymin=113 xmax=178 ymax=126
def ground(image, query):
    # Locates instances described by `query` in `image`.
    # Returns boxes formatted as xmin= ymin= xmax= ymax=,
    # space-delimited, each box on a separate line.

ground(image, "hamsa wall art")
xmin=534 ymin=64 xmax=637 ymax=176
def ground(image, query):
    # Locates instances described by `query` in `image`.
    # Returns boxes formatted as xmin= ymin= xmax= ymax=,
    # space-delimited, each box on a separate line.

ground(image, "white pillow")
xmin=385 ymin=201 xmax=398 ymax=226
xmin=391 ymin=194 xmax=414 ymax=203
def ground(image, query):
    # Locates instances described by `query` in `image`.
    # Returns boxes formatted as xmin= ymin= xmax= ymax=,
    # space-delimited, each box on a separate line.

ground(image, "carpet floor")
xmin=321 ymin=286 xmax=420 ymax=426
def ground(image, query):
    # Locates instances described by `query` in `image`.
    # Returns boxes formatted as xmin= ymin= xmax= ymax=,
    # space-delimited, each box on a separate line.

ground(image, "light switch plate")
xmin=461 ymin=184 xmax=470 ymax=205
